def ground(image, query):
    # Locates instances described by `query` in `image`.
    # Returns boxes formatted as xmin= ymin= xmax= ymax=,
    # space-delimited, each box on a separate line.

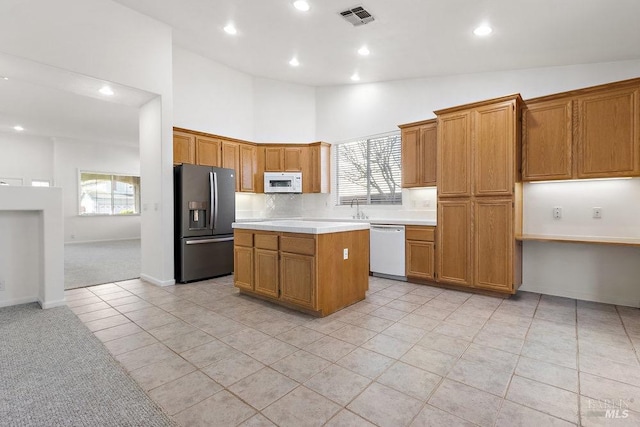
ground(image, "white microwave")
xmin=264 ymin=172 xmax=302 ymax=193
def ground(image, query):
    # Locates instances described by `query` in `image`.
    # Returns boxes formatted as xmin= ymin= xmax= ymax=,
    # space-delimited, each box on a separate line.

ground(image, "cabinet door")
xmin=474 ymin=100 xmax=515 ymax=196
xmin=522 ymin=99 xmax=573 ymax=181
xmin=437 ymin=199 xmax=472 ymax=286
xmin=283 ymin=147 xmax=303 ymax=171
xmin=239 ymin=144 xmax=256 ymax=192
xmin=254 ymin=249 xmax=279 ymax=298
xmin=221 ymin=141 xmax=240 ymax=191
xmin=438 ymin=112 xmax=472 ymax=197
xmin=264 ymin=147 xmax=283 ymax=171
xmin=234 ymin=246 xmax=253 ymax=291
xmin=401 ymin=127 xmax=420 ymax=188
xmin=474 ymin=199 xmax=514 ymax=293
xmin=420 ymin=123 xmax=437 ymax=186
xmin=280 ymin=252 xmax=316 ymax=310
xmin=196 ymin=136 xmax=221 ymax=167
xmin=173 ymin=132 xmax=196 ymax=165
xmin=577 ymin=88 xmax=640 ymax=178
xmin=309 ymin=146 xmax=320 ymax=193
xmin=405 ymin=240 xmax=434 ymax=280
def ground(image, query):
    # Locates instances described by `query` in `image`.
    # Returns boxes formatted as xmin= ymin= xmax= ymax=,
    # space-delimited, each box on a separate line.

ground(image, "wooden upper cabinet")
xmin=437 ymin=199 xmax=472 ymax=286
xmin=173 ymin=131 xmax=196 ymax=165
xmin=196 ymin=135 xmax=221 ymax=167
xmin=283 ymin=147 xmax=303 ymax=171
xmin=474 ymin=198 xmax=515 ymax=292
xmin=239 ymin=143 xmax=257 ymax=192
xmin=263 ymin=146 xmax=304 ymax=172
xmin=522 ymin=99 xmax=573 ymax=181
xmin=264 ymin=147 xmax=283 ymax=171
xmin=401 ymin=127 xmax=420 ymax=187
xmin=576 ymin=87 xmax=640 ymax=178
xmin=221 ymin=140 xmax=240 ymax=191
xmin=437 ymin=112 xmax=472 ymax=197
xmin=420 ymin=124 xmax=437 ymax=186
xmin=473 ymin=100 xmax=516 ymax=196
xmin=304 ymin=143 xmax=331 ymax=194
xmin=400 ymin=120 xmax=437 ymax=188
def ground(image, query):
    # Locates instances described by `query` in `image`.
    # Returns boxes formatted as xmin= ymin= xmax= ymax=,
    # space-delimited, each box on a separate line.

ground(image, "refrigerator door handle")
xmin=213 ymin=171 xmax=219 ymax=230
xmin=185 ymin=237 xmax=234 ymax=245
xmin=209 ymin=171 xmax=214 ymax=230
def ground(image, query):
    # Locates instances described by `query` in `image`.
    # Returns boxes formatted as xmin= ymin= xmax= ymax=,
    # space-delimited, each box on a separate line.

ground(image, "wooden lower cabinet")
xmin=437 ymin=197 xmax=519 ymax=294
xmin=405 ymin=225 xmax=435 ymax=282
xmin=474 ymin=198 xmax=516 ymax=292
xmin=437 ymin=200 xmax=472 ymax=287
xmin=254 ymin=249 xmax=279 ymax=298
xmin=280 ymin=252 xmax=315 ymax=309
xmin=233 ymin=229 xmax=368 ymax=316
xmin=233 ymin=245 xmax=253 ymax=291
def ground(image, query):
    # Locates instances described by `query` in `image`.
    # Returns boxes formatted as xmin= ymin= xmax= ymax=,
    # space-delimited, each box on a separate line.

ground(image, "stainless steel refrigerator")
xmin=174 ymin=164 xmax=236 ymax=283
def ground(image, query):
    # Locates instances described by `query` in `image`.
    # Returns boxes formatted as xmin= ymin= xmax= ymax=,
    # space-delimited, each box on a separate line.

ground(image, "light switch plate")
xmin=343 ymin=248 xmax=348 ymax=260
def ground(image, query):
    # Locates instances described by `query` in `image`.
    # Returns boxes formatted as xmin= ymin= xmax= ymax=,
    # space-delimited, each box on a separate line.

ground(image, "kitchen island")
xmin=232 ymin=220 xmax=370 ymax=317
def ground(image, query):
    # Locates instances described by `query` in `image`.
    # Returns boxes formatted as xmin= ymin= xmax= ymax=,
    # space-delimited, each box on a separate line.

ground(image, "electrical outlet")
xmin=343 ymin=248 xmax=349 ymax=260
xmin=0 ymin=280 xmax=5 ymax=291
xmin=553 ymin=207 xmax=562 ymax=220
xmin=593 ymin=207 xmax=602 ymax=219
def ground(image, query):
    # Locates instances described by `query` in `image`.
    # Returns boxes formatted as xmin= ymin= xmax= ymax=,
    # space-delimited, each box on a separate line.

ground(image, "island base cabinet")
xmin=280 ymin=253 xmax=315 ymax=310
xmin=233 ymin=246 xmax=253 ymax=291
xmin=233 ymin=229 xmax=369 ymax=317
xmin=254 ymin=249 xmax=279 ymax=298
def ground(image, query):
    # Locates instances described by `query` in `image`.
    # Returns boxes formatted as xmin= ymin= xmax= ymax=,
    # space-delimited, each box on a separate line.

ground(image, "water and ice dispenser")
xmin=188 ymin=201 xmax=208 ymax=229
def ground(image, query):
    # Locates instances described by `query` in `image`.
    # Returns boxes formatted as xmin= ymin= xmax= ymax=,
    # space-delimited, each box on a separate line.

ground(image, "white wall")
xmin=0 ymin=211 xmax=40 ymax=306
xmin=316 ymin=59 xmax=640 ymax=142
xmin=53 ymin=139 xmax=141 ymax=243
xmin=173 ymin=47 xmax=254 ymax=140
xmin=253 ymin=77 xmax=316 ymax=142
xmin=0 ymin=133 xmax=54 ymax=185
xmin=0 ymin=0 xmax=175 ymax=285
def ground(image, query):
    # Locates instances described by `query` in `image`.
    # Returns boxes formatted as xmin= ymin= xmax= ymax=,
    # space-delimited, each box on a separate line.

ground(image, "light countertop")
xmin=232 ymin=220 xmax=370 ymax=234
xmin=235 ymin=217 xmax=436 ymax=226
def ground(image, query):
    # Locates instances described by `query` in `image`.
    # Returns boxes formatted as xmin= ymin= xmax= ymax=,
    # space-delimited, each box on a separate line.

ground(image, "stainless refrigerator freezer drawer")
xmin=177 ymin=235 xmax=234 ymax=283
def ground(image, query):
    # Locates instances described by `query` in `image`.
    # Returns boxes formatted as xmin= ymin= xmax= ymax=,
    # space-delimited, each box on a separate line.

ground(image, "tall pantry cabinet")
xmin=435 ymin=95 xmax=523 ymax=294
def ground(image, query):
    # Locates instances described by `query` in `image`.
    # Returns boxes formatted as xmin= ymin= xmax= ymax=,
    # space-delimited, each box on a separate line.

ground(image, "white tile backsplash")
xmin=236 ymin=187 xmax=437 ymax=222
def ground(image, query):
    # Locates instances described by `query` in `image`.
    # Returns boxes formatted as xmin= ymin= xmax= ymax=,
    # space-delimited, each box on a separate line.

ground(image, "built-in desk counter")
xmin=517 ymin=234 xmax=640 ymax=247
xmin=232 ymin=220 xmax=370 ymax=317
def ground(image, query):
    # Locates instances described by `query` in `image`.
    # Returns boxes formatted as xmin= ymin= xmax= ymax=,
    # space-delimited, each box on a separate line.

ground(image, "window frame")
xmin=334 ymin=131 xmax=403 ymax=206
xmin=78 ymin=170 xmax=141 ymax=217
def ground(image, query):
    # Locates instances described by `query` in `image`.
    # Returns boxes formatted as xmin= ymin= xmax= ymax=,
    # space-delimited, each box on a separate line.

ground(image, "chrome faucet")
xmin=350 ymin=198 xmax=367 ymax=219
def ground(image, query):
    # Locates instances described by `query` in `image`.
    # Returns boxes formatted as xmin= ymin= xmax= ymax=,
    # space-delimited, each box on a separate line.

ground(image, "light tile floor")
xmin=65 ymin=276 xmax=640 ymax=426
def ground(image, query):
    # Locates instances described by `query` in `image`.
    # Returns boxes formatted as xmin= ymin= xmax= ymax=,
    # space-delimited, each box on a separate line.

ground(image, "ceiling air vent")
xmin=340 ymin=5 xmax=375 ymax=27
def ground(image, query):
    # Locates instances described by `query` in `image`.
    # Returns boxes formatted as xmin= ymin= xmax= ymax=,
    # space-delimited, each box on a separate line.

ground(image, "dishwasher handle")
xmin=371 ymin=225 xmax=405 ymax=232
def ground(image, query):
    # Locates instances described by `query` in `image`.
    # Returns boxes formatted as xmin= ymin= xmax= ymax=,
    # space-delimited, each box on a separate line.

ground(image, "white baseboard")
xmin=39 ymin=298 xmax=67 ymax=309
xmin=519 ymin=283 xmax=640 ymax=308
xmin=140 ymin=274 xmax=175 ymax=287
xmin=0 ymin=296 xmax=39 ymax=308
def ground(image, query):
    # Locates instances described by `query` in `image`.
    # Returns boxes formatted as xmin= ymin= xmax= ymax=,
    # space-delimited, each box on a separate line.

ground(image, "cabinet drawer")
xmin=234 ymin=231 xmax=253 ymax=247
xmin=255 ymin=233 xmax=279 ymax=250
xmin=280 ymin=235 xmax=316 ymax=255
xmin=405 ymin=226 xmax=435 ymax=242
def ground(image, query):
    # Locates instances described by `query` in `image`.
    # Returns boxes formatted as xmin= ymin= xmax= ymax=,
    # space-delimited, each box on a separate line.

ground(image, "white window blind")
xmin=335 ymin=132 xmax=402 ymax=205
xmin=79 ymin=172 xmax=140 ymax=215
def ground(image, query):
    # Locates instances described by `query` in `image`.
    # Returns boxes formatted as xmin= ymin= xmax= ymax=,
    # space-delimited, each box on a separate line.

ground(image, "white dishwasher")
xmin=370 ymin=224 xmax=406 ymax=280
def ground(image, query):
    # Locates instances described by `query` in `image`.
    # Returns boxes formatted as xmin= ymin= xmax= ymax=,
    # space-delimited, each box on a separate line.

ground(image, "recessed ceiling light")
xmin=351 ymin=73 xmax=360 ymax=82
xmin=13 ymin=125 xmax=24 ymax=131
xmin=99 ymin=85 xmax=114 ymax=96
xmin=293 ymin=1 xmax=310 ymax=12
xmin=473 ymin=25 xmax=492 ymax=36
xmin=1 ymin=76 xmax=8 ymax=81
xmin=289 ymin=57 xmax=300 ymax=67
xmin=224 ymin=23 xmax=237 ymax=35
xmin=358 ymin=46 xmax=370 ymax=56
